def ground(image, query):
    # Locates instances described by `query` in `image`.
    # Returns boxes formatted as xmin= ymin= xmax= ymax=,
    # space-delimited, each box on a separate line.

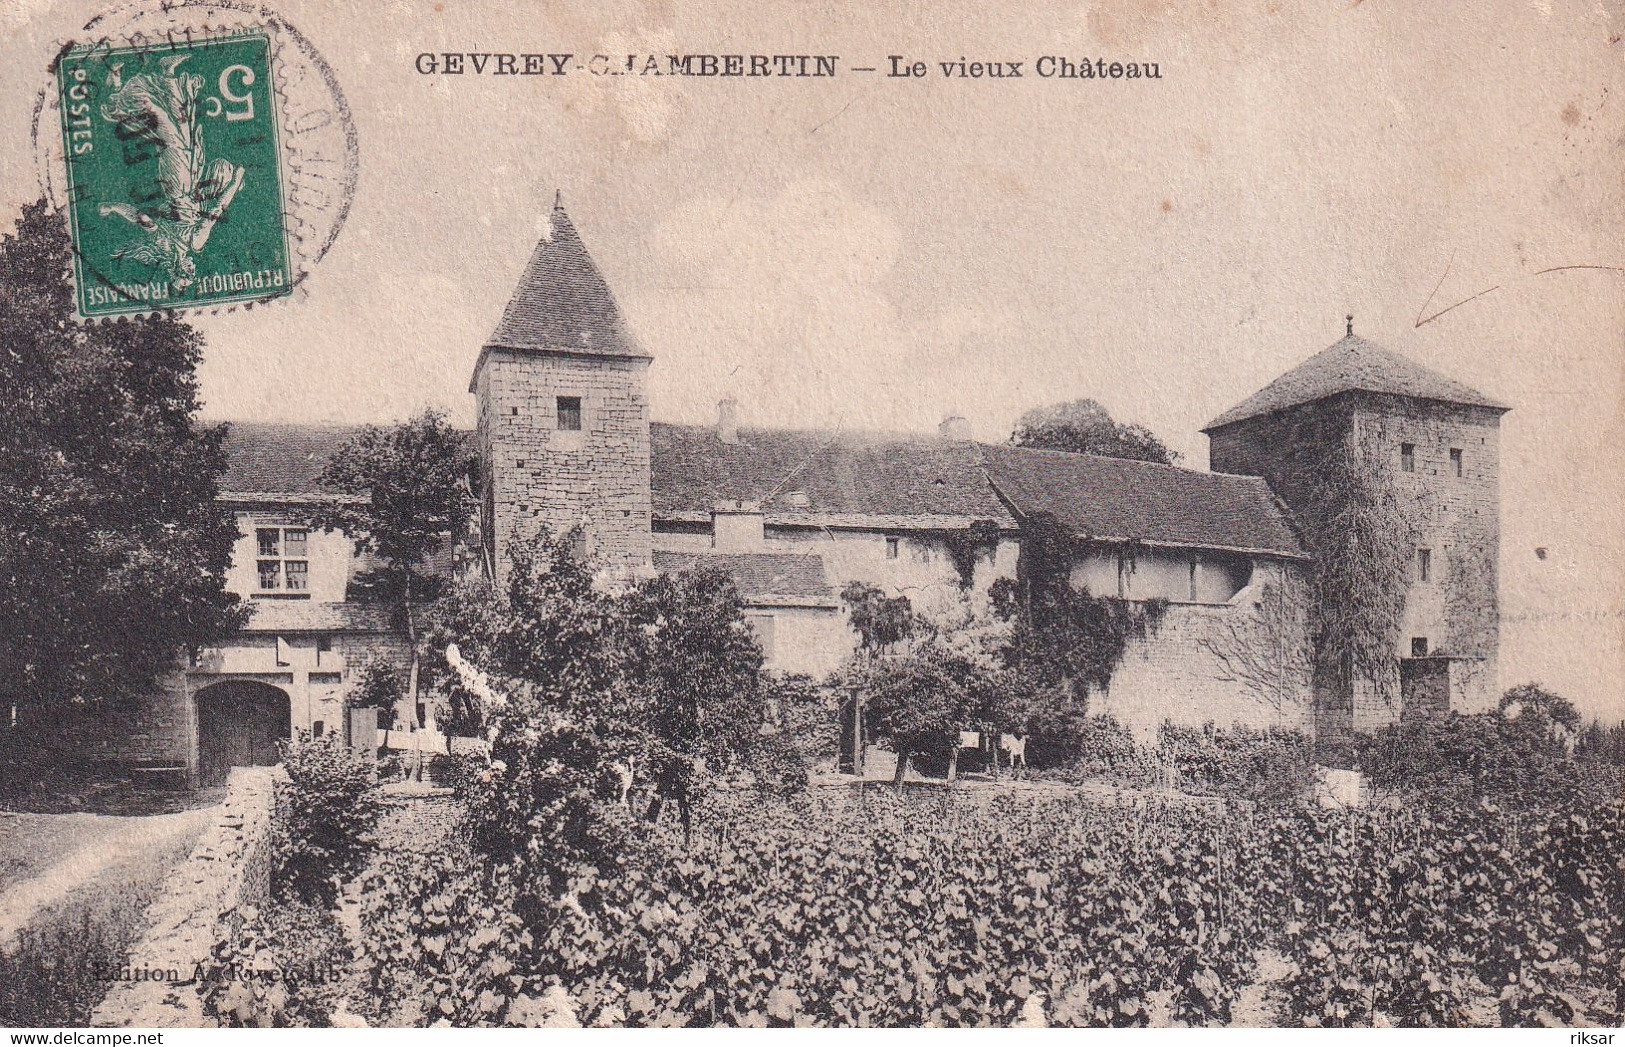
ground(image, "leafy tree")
xmin=851 ymin=641 xmax=979 ymax=784
xmin=0 ymin=201 xmax=244 ymax=716
xmin=840 ymin=581 xmax=916 ymax=653
xmin=431 ymin=529 xmax=793 ymax=870
xmin=308 ymin=409 xmax=474 ymax=729
xmin=1011 ymin=398 xmax=1181 ymax=464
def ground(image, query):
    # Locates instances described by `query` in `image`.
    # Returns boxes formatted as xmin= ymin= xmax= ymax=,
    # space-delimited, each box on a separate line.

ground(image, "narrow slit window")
xmin=1450 ymin=448 xmax=1463 ymax=477
xmin=1417 ymin=547 xmax=1432 ymax=583
xmin=1411 ymin=637 xmax=1430 ymax=657
xmin=1400 ymin=443 xmax=1415 ymax=472
xmin=556 ymin=396 xmax=582 ymax=431
xmin=885 ymin=536 xmax=900 ymax=560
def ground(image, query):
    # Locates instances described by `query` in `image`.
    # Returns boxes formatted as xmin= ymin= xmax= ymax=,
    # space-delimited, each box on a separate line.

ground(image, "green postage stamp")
xmin=56 ymin=31 xmax=291 ymax=317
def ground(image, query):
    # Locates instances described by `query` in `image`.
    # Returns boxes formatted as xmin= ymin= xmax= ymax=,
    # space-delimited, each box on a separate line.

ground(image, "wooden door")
xmin=196 ymin=681 xmax=291 ymax=786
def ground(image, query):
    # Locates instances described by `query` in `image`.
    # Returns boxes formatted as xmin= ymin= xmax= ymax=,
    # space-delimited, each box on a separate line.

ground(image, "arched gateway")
xmin=195 ymin=680 xmax=291 ymax=786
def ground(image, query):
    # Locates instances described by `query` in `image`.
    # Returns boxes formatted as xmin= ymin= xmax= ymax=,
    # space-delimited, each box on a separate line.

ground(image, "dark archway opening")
xmin=195 ymin=680 xmax=291 ymax=787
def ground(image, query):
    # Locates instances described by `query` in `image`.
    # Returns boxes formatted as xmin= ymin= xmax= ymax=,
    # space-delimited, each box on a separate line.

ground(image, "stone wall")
xmin=475 ymin=348 xmax=652 ymax=580
xmin=1208 ymin=391 xmax=1504 ymax=736
xmin=69 ymin=672 xmax=195 ymax=771
xmin=1087 ymin=558 xmax=1316 ymax=739
xmin=1353 ymin=396 xmax=1502 ymax=715
xmin=92 ymin=767 xmax=277 ymax=1028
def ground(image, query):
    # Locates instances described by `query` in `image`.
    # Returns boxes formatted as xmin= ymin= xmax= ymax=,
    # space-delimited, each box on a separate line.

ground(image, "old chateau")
xmin=89 ymin=201 xmax=1507 ymax=786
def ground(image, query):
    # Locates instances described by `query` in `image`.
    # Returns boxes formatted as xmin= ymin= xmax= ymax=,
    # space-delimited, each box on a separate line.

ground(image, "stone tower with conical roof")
xmin=1204 ymin=321 xmax=1510 ymax=746
xmin=469 ymin=199 xmax=652 ymax=580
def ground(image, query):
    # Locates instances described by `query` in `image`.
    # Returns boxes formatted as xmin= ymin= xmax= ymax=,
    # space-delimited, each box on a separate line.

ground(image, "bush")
xmin=204 ymin=900 xmax=352 ymax=1027
xmin=768 ymin=674 xmax=840 ymax=766
xmin=1065 ymin=714 xmax=1159 ymax=788
xmin=1156 ymin=723 xmax=1315 ymax=807
xmin=0 ymin=911 xmax=119 ymax=1025
xmin=1356 ymin=684 xmax=1609 ymax=810
xmin=273 ymin=732 xmax=382 ymax=904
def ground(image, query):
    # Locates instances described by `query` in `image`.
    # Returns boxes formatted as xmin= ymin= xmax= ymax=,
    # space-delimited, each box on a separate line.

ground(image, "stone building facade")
xmin=73 ymin=206 xmax=1509 ymax=783
xmin=1206 ymin=325 xmax=1509 ymax=743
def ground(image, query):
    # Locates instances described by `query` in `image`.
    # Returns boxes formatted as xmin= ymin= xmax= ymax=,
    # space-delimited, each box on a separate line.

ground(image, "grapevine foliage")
xmin=355 ymin=788 xmax=1622 ymax=1027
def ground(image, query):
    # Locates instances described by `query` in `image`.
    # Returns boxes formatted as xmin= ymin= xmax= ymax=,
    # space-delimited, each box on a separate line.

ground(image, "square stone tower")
xmin=1204 ymin=320 xmax=1510 ymax=746
xmin=470 ymin=199 xmax=652 ymax=582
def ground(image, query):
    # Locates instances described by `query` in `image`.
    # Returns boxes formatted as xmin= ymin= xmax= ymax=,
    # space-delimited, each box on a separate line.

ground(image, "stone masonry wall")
xmin=1088 ymin=558 xmax=1316 ymax=739
xmin=1353 ymin=395 xmax=1502 ymax=717
xmin=1208 ymin=392 xmax=1504 ymax=738
xmin=476 ymin=348 xmax=652 ymax=581
xmin=92 ymin=767 xmax=276 ymax=1028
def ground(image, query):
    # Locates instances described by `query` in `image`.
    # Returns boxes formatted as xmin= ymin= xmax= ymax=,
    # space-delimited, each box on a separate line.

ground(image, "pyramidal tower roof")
xmin=484 ymin=197 xmax=647 ymax=359
xmin=1203 ymin=327 xmax=1508 ymax=431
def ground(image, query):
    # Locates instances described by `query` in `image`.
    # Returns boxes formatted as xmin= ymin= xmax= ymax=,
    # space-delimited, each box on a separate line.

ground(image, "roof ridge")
xmin=982 ymin=441 xmax=1247 ymax=482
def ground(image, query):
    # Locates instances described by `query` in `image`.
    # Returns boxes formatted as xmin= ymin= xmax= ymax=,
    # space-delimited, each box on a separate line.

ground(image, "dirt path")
xmin=0 ymin=807 xmax=214 ymax=950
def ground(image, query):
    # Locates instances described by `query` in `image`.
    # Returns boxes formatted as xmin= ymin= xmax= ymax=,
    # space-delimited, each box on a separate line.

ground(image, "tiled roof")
xmin=218 ymin=422 xmax=367 ymax=495
xmin=240 ymin=600 xmax=397 ymax=633
xmin=485 ymin=203 xmax=646 ymax=359
xmin=217 ymin=422 xmax=1304 ymax=558
xmin=981 ymin=444 xmax=1307 ymax=558
xmin=1204 ymin=334 xmax=1509 ymax=430
xmin=650 ymin=423 xmax=1015 ymax=528
xmin=217 ymin=422 xmax=474 ymax=499
xmin=651 ymin=550 xmax=838 ymax=606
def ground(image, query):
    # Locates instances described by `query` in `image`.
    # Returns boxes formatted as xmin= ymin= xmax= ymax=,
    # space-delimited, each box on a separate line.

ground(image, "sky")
xmin=2 ymin=0 xmax=1621 ymax=719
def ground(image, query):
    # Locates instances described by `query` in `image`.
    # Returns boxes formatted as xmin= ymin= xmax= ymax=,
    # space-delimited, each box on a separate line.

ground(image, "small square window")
xmin=557 ymin=396 xmax=583 ymax=431
xmin=1450 ymin=448 xmax=1463 ymax=477
xmin=312 ymin=720 xmax=325 ymax=738
xmin=285 ymin=560 xmax=309 ymax=590
xmin=1411 ymin=637 xmax=1430 ymax=657
xmin=510 ymin=406 xmax=519 ymax=416
xmin=258 ymin=560 xmax=281 ymax=589
xmin=1416 ymin=547 xmax=1431 ymax=583
xmin=257 ymin=529 xmax=280 ymax=557
xmin=1400 ymin=443 xmax=1415 ymax=472
xmin=284 ymin=529 xmax=308 ymax=557
xmin=885 ymin=536 xmax=900 ymax=560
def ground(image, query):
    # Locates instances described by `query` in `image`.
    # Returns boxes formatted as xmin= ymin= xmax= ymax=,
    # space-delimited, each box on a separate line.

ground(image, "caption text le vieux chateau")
xmin=413 ymin=52 xmax=1164 ymax=81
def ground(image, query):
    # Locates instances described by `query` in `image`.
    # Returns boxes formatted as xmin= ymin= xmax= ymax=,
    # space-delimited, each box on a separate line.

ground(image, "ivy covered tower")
xmin=470 ymin=198 xmax=652 ymax=582
xmin=1204 ymin=319 xmax=1509 ymax=747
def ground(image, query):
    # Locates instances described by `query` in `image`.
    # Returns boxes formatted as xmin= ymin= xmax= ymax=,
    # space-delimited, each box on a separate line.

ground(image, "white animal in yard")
xmin=999 ymin=734 xmax=1028 ymax=778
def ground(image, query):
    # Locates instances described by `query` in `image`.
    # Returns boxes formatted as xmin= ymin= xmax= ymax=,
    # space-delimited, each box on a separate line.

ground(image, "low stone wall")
xmin=92 ymin=767 xmax=277 ymax=1028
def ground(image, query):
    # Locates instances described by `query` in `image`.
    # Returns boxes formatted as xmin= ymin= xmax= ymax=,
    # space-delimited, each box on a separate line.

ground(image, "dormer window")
xmin=1400 ymin=443 xmax=1415 ymax=472
xmin=256 ymin=527 xmax=309 ymax=592
xmin=556 ymin=396 xmax=582 ymax=431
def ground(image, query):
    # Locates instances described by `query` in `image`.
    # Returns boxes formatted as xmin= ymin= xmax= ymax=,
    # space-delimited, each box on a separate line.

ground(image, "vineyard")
xmin=353 ymin=786 xmax=1622 ymax=1028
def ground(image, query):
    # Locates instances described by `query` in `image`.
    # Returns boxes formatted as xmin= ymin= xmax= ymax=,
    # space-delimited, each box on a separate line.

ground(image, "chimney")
xmin=939 ymin=415 xmax=972 ymax=441
xmin=712 ymin=499 xmax=764 ymax=551
xmin=717 ymin=398 xmax=739 ymax=444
